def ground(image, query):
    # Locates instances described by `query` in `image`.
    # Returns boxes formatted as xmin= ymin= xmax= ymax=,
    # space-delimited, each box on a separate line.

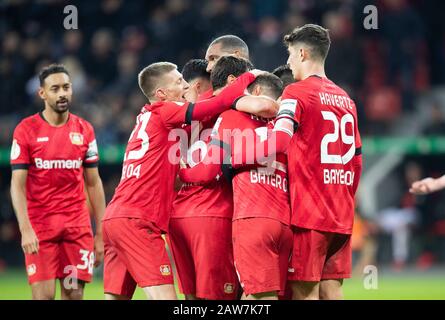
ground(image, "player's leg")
xmin=168 ymin=218 xmax=197 ymax=299
xmin=241 ymin=291 xmax=278 ymax=300
xmin=288 ymin=227 xmax=330 ymax=300
xmin=60 ymin=279 xmax=85 ymax=300
xmin=289 ymin=281 xmax=320 ymax=300
xmin=319 ymin=233 xmax=351 ymax=300
xmin=103 ymin=220 xmax=137 ymax=300
xmin=105 ymin=293 xmax=130 ymax=300
xmin=142 ymin=284 xmax=177 ymax=300
xmin=58 ymin=227 xmax=95 ymax=300
xmin=31 ymin=280 xmax=57 ymax=300
xmin=26 ymin=229 xmax=60 ymax=300
xmin=105 ymin=218 xmax=176 ymax=300
xmin=319 ymin=279 xmax=343 ymax=300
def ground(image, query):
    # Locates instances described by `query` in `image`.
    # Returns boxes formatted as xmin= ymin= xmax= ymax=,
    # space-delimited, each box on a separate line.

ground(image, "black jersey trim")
xmin=185 ymin=102 xmax=195 ymax=125
xmin=209 ymin=139 xmax=231 ymax=154
xmin=83 ymin=161 xmax=99 ymax=168
xmin=231 ymin=95 xmax=245 ymax=110
xmin=11 ymin=164 xmax=30 ymax=170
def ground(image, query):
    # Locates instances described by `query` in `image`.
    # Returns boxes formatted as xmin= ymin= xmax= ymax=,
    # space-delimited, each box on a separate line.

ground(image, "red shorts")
xmin=25 ymin=226 xmax=94 ymax=285
xmin=169 ymin=217 xmax=238 ymax=300
xmin=232 ymin=218 xmax=292 ymax=296
xmin=288 ymin=227 xmax=352 ymax=282
xmin=103 ymin=218 xmax=173 ymax=298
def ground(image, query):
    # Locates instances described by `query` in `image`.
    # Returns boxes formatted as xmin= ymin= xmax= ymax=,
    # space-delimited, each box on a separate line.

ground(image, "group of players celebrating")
xmin=11 ymin=24 xmax=363 ymax=300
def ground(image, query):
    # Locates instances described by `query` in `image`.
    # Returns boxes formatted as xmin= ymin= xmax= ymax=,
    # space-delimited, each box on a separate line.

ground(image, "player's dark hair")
xmin=211 ymin=56 xmax=253 ymax=91
xmin=138 ymin=62 xmax=177 ymax=101
xmin=272 ymin=64 xmax=296 ymax=87
xmin=283 ymin=24 xmax=331 ymax=62
xmin=39 ymin=64 xmax=70 ymax=86
xmin=247 ymin=73 xmax=283 ymax=100
xmin=181 ymin=59 xmax=210 ymax=83
xmin=210 ymin=35 xmax=250 ymax=59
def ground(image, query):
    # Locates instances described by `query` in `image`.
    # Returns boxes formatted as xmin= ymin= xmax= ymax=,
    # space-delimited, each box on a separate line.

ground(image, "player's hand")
xmin=93 ymin=233 xmax=104 ymax=268
xmin=184 ymin=83 xmax=199 ymax=103
xmin=249 ymin=69 xmax=267 ymax=77
xmin=21 ymin=226 xmax=39 ymax=255
xmin=409 ymin=177 xmax=438 ymax=195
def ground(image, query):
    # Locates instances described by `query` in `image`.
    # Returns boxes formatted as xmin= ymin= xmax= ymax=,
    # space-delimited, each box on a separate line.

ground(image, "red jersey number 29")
xmin=121 ymin=112 xmax=152 ymax=180
xmin=320 ymin=111 xmax=355 ymax=165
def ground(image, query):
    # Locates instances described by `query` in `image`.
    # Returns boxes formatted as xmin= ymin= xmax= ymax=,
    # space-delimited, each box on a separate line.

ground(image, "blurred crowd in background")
xmin=1 ymin=0 xmax=445 ymax=271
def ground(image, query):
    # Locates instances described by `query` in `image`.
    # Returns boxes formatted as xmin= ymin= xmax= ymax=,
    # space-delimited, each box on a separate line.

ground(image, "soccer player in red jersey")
xmin=170 ymin=56 xmax=261 ymax=300
xmin=10 ymin=64 xmax=106 ymax=300
xmin=102 ymin=61 xmax=260 ymax=300
xmin=231 ymin=24 xmax=363 ymax=300
xmin=199 ymin=35 xmax=250 ymax=100
xmin=179 ymin=74 xmax=291 ymax=300
xmin=181 ymin=59 xmax=212 ymax=96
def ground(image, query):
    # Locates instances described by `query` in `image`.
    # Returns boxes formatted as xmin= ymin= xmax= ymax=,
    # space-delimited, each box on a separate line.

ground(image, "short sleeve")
xmin=10 ymin=123 xmax=31 ymax=170
xmin=83 ymin=122 xmax=99 ymax=167
xmin=159 ymin=101 xmax=189 ymax=129
xmin=280 ymin=85 xmax=305 ymax=124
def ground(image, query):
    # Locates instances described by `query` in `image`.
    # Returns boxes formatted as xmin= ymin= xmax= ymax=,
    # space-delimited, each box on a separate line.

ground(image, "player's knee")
xmin=105 ymin=293 xmax=130 ymax=300
xmin=63 ymin=288 xmax=84 ymax=300
xmin=250 ymin=291 xmax=278 ymax=300
xmin=32 ymin=289 xmax=56 ymax=300
xmin=319 ymin=287 xmax=343 ymax=300
xmin=319 ymin=281 xmax=343 ymax=300
xmin=290 ymin=281 xmax=319 ymax=300
xmin=143 ymin=284 xmax=177 ymax=300
xmin=31 ymin=282 xmax=56 ymax=300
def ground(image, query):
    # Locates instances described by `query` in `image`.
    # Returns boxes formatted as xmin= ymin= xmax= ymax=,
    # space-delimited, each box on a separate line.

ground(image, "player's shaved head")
xmin=209 ymin=35 xmax=249 ymax=59
xmin=284 ymin=24 xmax=331 ymax=62
xmin=205 ymin=35 xmax=250 ymax=73
xmin=247 ymin=73 xmax=283 ymax=100
xmin=210 ymin=56 xmax=253 ymax=91
xmin=138 ymin=62 xmax=177 ymax=100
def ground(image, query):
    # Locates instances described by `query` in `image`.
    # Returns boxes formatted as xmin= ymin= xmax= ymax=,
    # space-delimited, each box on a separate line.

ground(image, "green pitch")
xmin=0 ymin=268 xmax=444 ymax=300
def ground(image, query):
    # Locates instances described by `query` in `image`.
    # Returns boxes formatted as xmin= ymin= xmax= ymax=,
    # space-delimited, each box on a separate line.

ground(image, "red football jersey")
xmin=10 ymin=112 xmax=99 ymax=230
xmin=283 ymin=76 xmax=362 ymax=234
xmin=104 ymin=102 xmax=188 ymax=231
xmin=105 ymin=72 xmax=256 ymax=231
xmin=213 ymin=110 xmax=290 ymax=225
xmin=172 ymin=120 xmax=233 ymax=219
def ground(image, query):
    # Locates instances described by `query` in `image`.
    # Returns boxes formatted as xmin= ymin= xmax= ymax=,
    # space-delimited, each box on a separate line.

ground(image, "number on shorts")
xmin=77 ymin=249 xmax=95 ymax=274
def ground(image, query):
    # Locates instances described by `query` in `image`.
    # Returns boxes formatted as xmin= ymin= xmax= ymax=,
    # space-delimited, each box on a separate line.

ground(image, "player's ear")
xmin=253 ymin=84 xmax=262 ymax=96
xmin=38 ymin=87 xmax=46 ymax=100
xmin=227 ymin=75 xmax=237 ymax=85
xmin=300 ymin=47 xmax=308 ymax=62
xmin=154 ymin=88 xmax=167 ymax=101
xmin=195 ymin=80 xmax=201 ymax=92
